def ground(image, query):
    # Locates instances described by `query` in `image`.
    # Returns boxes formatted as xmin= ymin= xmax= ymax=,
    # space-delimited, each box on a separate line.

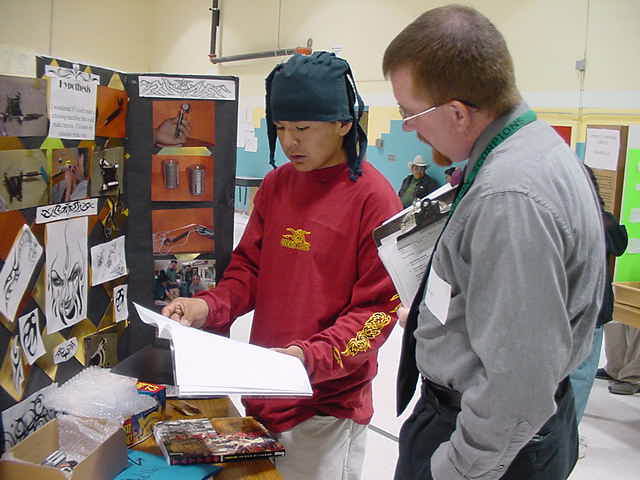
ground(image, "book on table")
xmin=133 ymin=303 xmax=312 ymax=397
xmin=153 ymin=417 xmax=286 ymax=465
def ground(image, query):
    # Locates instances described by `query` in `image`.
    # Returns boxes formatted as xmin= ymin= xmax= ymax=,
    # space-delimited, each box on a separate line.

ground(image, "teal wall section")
xmin=234 ymin=117 xmax=463 ymax=211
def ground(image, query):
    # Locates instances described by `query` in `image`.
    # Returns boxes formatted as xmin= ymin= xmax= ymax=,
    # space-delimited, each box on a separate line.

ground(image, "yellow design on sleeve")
xmin=341 ymin=312 xmax=392 ymax=357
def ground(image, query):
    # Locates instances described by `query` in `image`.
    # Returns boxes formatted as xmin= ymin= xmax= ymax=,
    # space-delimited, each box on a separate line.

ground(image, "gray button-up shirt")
xmin=415 ymin=103 xmax=606 ymax=479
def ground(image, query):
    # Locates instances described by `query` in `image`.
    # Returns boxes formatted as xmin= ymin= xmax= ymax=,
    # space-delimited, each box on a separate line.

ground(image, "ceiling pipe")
xmin=209 ymin=0 xmax=220 ymax=58
xmin=208 ymin=0 xmax=312 ymax=64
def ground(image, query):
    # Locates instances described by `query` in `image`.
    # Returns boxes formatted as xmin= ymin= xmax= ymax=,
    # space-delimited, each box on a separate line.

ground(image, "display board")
xmin=0 ymin=57 xmax=238 ymax=451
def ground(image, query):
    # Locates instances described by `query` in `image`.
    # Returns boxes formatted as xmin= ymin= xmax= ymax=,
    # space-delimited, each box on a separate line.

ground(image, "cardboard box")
xmin=613 ymin=302 xmax=640 ymax=328
xmin=613 ymin=282 xmax=640 ymax=309
xmin=0 ymin=418 xmax=127 ymax=480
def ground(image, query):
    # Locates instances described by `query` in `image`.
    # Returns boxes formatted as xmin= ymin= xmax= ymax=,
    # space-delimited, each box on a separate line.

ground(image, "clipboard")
xmin=373 ymin=184 xmax=455 ymax=306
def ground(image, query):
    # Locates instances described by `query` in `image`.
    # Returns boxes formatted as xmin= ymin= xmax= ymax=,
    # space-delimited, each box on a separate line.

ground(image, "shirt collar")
xmin=464 ymin=102 xmax=530 ymax=181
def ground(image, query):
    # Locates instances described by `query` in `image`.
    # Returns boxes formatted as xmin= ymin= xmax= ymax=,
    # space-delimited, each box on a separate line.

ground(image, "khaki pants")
xmin=274 ymin=416 xmax=367 ymax=480
xmin=604 ymin=322 xmax=640 ymax=384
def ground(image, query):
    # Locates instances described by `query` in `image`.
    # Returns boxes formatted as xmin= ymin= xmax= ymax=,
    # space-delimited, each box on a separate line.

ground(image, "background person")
xmin=398 ymin=154 xmax=439 ymax=207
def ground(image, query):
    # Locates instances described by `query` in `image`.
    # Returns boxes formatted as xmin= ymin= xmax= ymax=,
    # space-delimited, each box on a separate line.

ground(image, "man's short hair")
xmin=383 ymin=4 xmax=520 ymax=117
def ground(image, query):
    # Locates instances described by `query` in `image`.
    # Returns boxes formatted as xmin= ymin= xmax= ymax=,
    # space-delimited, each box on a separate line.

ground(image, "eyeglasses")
xmin=399 ymin=99 xmax=479 ymax=124
xmin=399 ymin=104 xmax=439 ymax=124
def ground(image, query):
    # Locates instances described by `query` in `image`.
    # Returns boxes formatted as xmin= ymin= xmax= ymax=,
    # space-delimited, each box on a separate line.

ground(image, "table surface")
xmin=134 ymin=397 xmax=283 ymax=480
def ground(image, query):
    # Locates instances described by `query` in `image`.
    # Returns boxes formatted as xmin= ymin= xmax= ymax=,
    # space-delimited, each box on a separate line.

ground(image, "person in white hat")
xmin=398 ymin=154 xmax=440 ymax=207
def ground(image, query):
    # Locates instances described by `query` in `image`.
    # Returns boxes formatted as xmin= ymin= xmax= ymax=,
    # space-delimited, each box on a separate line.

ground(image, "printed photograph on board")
xmin=153 ymin=258 xmax=215 ymax=307
xmin=95 ymin=86 xmax=128 ymax=138
xmin=152 ymin=100 xmax=215 ymax=148
xmin=151 ymin=154 xmax=214 ymax=202
xmin=0 ymin=149 xmax=49 ymax=211
xmin=0 ymin=75 xmax=48 ymax=137
xmin=151 ymin=208 xmax=214 ymax=255
xmin=50 ymin=147 xmax=91 ymax=203
xmin=90 ymin=146 xmax=125 ymax=196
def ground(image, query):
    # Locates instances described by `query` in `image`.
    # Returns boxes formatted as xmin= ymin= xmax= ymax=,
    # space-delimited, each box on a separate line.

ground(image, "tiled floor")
xmin=362 ymin=362 xmax=640 ymax=479
xmin=231 ymin=211 xmax=640 ymax=478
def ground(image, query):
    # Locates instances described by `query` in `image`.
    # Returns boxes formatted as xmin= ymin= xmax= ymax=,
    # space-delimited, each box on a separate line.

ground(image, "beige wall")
xmin=1 ymin=0 xmax=639 ymax=106
xmin=0 ymin=0 xmax=151 ymax=74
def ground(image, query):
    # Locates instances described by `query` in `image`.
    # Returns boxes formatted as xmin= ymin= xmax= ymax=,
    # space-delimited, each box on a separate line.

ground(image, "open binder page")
xmin=134 ymin=303 xmax=312 ymax=397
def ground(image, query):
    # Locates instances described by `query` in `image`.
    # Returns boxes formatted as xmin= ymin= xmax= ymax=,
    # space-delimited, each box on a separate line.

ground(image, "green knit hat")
xmin=265 ymin=51 xmax=367 ymax=180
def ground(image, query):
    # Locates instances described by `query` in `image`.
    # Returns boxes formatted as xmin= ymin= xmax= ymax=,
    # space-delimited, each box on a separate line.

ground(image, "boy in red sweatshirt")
xmin=163 ymin=51 xmax=401 ymax=479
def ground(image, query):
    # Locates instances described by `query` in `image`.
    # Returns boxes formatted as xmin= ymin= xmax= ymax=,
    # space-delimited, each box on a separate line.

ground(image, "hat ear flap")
xmin=265 ymin=68 xmax=278 ymax=169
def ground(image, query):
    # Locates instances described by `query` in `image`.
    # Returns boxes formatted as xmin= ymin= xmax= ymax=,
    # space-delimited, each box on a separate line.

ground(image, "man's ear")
xmin=447 ymin=101 xmax=473 ymax=133
xmin=338 ymin=121 xmax=353 ymax=137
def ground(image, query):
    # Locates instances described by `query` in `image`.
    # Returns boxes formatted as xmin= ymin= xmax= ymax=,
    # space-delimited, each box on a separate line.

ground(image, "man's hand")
xmin=154 ymin=116 xmax=192 ymax=146
xmin=272 ymin=345 xmax=305 ymax=365
xmin=397 ymin=305 xmax=409 ymax=329
xmin=161 ymin=297 xmax=209 ymax=328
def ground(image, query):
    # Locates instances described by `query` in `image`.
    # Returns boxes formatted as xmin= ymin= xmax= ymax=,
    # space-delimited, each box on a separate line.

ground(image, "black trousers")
xmin=395 ymin=379 xmax=578 ymax=480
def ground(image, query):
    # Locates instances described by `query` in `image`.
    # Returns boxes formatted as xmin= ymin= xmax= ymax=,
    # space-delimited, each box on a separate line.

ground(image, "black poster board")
xmin=0 ymin=58 xmax=238 ymax=436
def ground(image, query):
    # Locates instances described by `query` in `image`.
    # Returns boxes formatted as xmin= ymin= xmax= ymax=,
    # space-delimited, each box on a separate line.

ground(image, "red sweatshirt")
xmin=198 ymin=160 xmax=401 ymax=432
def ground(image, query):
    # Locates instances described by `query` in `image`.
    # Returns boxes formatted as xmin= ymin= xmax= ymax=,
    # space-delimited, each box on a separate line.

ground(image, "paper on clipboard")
xmin=374 ymin=185 xmax=453 ymax=307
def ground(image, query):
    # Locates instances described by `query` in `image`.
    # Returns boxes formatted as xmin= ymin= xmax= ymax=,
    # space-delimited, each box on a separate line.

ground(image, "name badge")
xmin=424 ymin=267 xmax=451 ymax=325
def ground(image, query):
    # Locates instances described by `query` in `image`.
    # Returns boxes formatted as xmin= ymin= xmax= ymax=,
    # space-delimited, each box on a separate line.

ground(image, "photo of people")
xmin=0 ymin=75 xmax=48 ymax=137
xmin=151 ymin=208 xmax=214 ymax=254
xmin=152 ymin=100 xmax=215 ymax=148
xmin=50 ymin=147 xmax=91 ymax=203
xmin=0 ymin=149 xmax=49 ymax=211
xmin=151 ymin=154 xmax=214 ymax=202
xmin=96 ymin=86 xmax=128 ymax=138
xmin=153 ymin=258 xmax=215 ymax=306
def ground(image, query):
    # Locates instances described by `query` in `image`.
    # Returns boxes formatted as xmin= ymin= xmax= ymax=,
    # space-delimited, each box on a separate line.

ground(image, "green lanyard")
xmin=449 ymin=110 xmax=537 ymax=216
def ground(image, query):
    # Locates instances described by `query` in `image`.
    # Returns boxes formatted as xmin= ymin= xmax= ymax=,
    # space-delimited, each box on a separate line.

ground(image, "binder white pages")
xmin=134 ymin=303 xmax=313 ymax=397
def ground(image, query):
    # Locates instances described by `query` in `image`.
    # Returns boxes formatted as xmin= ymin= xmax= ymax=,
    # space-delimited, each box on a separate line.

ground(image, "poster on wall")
xmin=45 ymin=65 xmax=98 ymax=140
xmin=585 ymin=128 xmax=620 ymax=171
xmin=45 ymin=217 xmax=88 ymax=333
xmin=0 ymin=225 xmax=43 ymax=322
xmin=90 ymin=236 xmax=127 ymax=286
xmin=0 ymin=149 xmax=49 ymax=211
xmin=152 ymin=100 xmax=215 ymax=148
xmin=151 ymin=208 xmax=214 ymax=255
xmin=139 ymin=75 xmax=236 ymax=101
xmin=90 ymin=146 xmax=125 ymax=196
xmin=50 ymin=147 xmax=91 ymax=203
xmin=96 ymin=86 xmax=128 ymax=138
xmin=18 ymin=308 xmax=45 ymax=365
xmin=1 ymin=384 xmax=57 ymax=449
xmin=113 ymin=284 xmax=129 ymax=322
xmin=151 ymin=154 xmax=214 ymax=202
xmin=0 ymin=74 xmax=48 ymax=137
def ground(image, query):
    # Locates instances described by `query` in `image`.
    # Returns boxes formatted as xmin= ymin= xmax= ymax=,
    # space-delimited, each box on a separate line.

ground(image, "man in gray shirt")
xmin=383 ymin=5 xmax=605 ymax=480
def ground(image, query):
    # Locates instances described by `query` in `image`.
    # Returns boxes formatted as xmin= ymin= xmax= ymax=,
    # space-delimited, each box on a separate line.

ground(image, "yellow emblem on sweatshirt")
xmin=281 ymin=227 xmax=311 ymax=251
xmin=342 ymin=312 xmax=392 ymax=357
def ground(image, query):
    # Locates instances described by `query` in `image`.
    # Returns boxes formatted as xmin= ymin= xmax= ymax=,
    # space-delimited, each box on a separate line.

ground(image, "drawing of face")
xmin=48 ymin=228 xmax=84 ymax=326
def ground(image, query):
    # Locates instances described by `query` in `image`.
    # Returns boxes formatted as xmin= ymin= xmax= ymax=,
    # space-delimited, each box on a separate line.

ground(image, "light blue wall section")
xmin=576 ymin=142 xmax=586 ymax=161
xmin=366 ymin=119 xmax=450 ymax=191
xmin=234 ymin=117 xmax=463 ymax=212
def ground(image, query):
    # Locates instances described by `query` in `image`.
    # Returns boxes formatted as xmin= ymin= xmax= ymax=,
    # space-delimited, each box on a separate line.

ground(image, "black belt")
xmin=421 ymin=376 xmax=570 ymax=410
xmin=421 ymin=376 xmax=462 ymax=409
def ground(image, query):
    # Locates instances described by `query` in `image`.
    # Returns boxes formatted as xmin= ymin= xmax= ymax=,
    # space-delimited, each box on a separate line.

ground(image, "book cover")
xmin=153 ymin=417 xmax=286 ymax=465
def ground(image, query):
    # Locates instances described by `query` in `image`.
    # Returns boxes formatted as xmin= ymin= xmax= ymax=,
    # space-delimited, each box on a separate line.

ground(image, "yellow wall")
xmin=0 ymin=0 xmax=151 ymax=74
xmin=1 ymin=0 xmax=639 ymax=134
